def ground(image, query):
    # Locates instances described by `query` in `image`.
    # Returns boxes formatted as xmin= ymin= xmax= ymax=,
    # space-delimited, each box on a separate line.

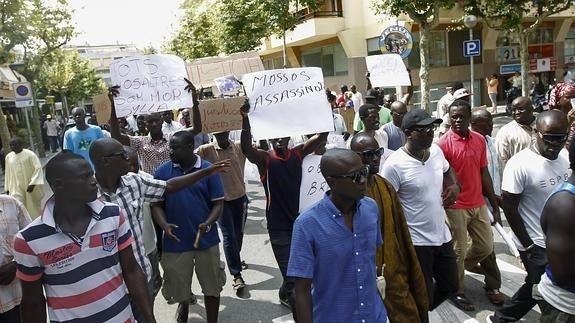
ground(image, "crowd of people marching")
xmin=0 ymin=75 xmax=574 ymax=323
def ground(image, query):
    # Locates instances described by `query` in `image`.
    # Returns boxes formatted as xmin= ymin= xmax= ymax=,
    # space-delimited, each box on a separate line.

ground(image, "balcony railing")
xmin=295 ymin=10 xmax=343 ymax=23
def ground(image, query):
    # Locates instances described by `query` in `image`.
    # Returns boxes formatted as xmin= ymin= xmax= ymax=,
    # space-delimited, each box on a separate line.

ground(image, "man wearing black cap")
xmin=381 ymin=109 xmax=460 ymax=312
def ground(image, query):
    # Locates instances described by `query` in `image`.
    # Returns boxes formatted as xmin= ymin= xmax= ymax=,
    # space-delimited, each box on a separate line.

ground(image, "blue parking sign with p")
xmin=463 ymin=40 xmax=481 ymax=57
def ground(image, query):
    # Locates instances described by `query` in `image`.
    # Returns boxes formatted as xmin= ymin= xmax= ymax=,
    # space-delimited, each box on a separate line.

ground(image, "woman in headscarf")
xmin=549 ymin=82 xmax=575 ymax=147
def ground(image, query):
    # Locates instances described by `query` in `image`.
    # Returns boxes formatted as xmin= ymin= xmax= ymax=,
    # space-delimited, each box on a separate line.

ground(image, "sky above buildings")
xmin=68 ymin=0 xmax=184 ymax=50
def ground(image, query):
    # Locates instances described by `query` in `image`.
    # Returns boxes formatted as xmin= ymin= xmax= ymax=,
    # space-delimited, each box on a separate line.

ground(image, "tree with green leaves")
xmin=36 ymin=50 xmax=106 ymax=109
xmin=371 ymin=0 xmax=455 ymax=112
xmin=0 ymin=0 xmax=75 ymax=156
xmin=464 ymin=0 xmax=572 ymax=96
xmin=166 ymin=0 xmax=318 ymax=63
xmin=165 ymin=2 xmax=220 ymax=60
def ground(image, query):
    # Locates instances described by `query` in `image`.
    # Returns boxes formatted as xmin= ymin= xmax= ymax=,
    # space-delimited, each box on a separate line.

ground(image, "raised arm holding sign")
xmin=242 ymin=67 xmax=334 ymax=140
xmin=110 ymin=54 xmax=193 ymax=117
xmin=366 ymin=54 xmax=411 ymax=88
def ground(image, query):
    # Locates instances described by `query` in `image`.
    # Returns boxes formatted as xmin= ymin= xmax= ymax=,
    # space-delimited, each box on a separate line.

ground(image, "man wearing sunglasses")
xmin=288 ymin=148 xmax=388 ymax=323
xmin=490 ymin=110 xmax=571 ymax=323
xmin=381 ymin=108 xmax=459 ymax=313
xmin=88 ymin=137 xmax=230 ymax=322
xmin=438 ymin=100 xmax=501 ymax=312
xmin=351 ymin=133 xmax=428 ymax=322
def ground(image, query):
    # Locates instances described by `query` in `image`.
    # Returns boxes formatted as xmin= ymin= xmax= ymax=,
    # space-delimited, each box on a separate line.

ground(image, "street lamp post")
xmin=464 ymin=15 xmax=478 ymax=108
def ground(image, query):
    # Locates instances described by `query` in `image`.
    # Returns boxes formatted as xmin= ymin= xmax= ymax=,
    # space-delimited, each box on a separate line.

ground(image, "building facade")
xmin=259 ymin=0 xmax=574 ymax=112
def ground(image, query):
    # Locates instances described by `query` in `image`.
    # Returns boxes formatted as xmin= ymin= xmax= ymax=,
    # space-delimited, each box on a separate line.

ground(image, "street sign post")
xmin=12 ymin=82 xmax=35 ymax=150
xmin=463 ymin=40 xmax=481 ymax=57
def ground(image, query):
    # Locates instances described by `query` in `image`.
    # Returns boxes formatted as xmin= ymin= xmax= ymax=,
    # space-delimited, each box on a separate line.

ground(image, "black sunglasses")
xmin=330 ymin=165 xmax=370 ymax=184
xmin=537 ymin=132 xmax=569 ymax=144
xmin=104 ymin=151 xmax=129 ymax=160
xmin=357 ymin=147 xmax=384 ymax=160
xmin=410 ymin=125 xmax=436 ymax=135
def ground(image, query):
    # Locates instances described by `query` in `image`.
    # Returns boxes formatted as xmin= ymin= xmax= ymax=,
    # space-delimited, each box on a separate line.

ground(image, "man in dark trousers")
xmin=239 ymin=101 xmax=327 ymax=312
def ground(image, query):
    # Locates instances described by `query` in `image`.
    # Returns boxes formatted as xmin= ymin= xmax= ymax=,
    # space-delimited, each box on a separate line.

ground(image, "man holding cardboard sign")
xmin=239 ymin=99 xmax=328 ymax=313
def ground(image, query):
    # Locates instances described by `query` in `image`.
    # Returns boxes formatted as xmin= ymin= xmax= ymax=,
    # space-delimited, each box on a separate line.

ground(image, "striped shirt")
xmin=13 ymin=198 xmax=135 ymax=322
xmin=98 ymin=172 xmax=166 ymax=280
xmin=0 ymin=195 xmax=31 ymax=314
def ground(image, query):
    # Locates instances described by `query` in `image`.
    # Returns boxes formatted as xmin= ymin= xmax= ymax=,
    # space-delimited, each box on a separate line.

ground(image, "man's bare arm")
xmin=20 ymin=279 xmax=47 ymax=323
xmin=295 ymin=278 xmax=313 ymax=323
xmin=120 ymin=246 xmax=156 ymax=323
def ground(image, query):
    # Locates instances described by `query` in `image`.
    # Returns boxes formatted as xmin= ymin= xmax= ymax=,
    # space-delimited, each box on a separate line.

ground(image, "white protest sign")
xmin=326 ymin=134 xmax=346 ymax=148
xmin=299 ymin=154 xmax=329 ymax=213
xmin=366 ymin=54 xmax=411 ymax=88
xmin=214 ymin=75 xmax=241 ymax=95
xmin=186 ymin=51 xmax=264 ymax=88
xmin=243 ymin=67 xmax=334 ymax=140
xmin=110 ymin=54 xmax=192 ymax=117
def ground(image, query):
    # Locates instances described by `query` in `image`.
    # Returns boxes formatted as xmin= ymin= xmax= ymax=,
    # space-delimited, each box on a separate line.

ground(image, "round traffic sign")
xmin=16 ymin=85 xmax=29 ymax=97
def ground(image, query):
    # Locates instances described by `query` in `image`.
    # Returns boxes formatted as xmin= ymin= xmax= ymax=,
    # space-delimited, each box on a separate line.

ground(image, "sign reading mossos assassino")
xmin=379 ymin=25 xmax=413 ymax=59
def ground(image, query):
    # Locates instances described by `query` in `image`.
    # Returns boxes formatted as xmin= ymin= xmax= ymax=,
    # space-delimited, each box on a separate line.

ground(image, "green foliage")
xmin=35 ymin=50 xmax=106 ymax=106
xmin=0 ymin=0 xmax=75 ymax=64
xmin=166 ymin=0 xmax=319 ymax=59
xmin=371 ymin=0 xmax=454 ymax=27
xmin=464 ymin=0 xmax=571 ymax=32
xmin=165 ymin=3 xmax=220 ymax=60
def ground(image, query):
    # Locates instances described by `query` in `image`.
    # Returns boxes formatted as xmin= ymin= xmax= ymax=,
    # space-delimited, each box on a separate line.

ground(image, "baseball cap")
xmin=453 ymin=88 xmax=472 ymax=100
xmin=365 ymin=89 xmax=379 ymax=99
xmin=401 ymin=108 xmax=443 ymax=130
xmin=46 ymin=114 xmax=52 ymax=119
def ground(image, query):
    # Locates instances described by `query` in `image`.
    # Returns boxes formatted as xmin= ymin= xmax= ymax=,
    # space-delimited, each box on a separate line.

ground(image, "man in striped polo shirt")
xmin=13 ymin=151 xmax=155 ymax=322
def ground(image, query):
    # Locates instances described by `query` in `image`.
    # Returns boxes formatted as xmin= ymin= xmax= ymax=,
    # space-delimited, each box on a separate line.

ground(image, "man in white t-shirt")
xmin=381 ymin=108 xmax=460 ymax=311
xmin=490 ymin=110 xmax=571 ymax=323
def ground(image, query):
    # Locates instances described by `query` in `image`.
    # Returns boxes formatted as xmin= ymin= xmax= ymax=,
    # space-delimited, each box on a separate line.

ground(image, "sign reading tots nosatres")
xmin=379 ymin=25 xmax=413 ymax=59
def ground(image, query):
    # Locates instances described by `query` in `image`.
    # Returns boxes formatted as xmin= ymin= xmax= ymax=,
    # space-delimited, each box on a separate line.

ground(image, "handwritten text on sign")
xmin=365 ymin=54 xmax=411 ymax=88
xmin=186 ymin=52 xmax=264 ymax=88
xmin=242 ymin=67 xmax=334 ymax=140
xmin=299 ymin=155 xmax=329 ymax=213
xmin=199 ymin=97 xmax=245 ymax=133
xmin=110 ymin=54 xmax=192 ymax=117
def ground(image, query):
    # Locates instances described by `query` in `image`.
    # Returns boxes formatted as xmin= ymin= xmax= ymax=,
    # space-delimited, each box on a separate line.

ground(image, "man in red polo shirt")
xmin=437 ymin=99 xmax=501 ymax=312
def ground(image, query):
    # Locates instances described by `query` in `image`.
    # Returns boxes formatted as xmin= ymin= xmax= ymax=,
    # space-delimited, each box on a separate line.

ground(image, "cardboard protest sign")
xmin=199 ymin=96 xmax=245 ymax=133
xmin=299 ymin=154 xmax=329 ymax=213
xmin=110 ymin=54 xmax=192 ymax=117
xmin=366 ymin=54 xmax=411 ymax=88
xmin=242 ymin=67 xmax=334 ymax=140
xmin=92 ymin=93 xmax=111 ymax=125
xmin=186 ymin=52 xmax=264 ymax=88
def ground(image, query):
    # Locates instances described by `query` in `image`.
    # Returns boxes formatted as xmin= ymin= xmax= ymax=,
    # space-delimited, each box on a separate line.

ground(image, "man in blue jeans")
xmin=197 ymin=130 xmax=248 ymax=291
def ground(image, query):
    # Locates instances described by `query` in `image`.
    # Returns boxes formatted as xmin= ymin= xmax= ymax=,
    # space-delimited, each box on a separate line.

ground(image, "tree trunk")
xmin=519 ymin=30 xmax=530 ymax=96
xmin=282 ymin=29 xmax=287 ymax=68
xmin=0 ymin=108 xmax=12 ymax=155
xmin=31 ymin=104 xmax=45 ymax=158
xmin=419 ymin=25 xmax=431 ymax=112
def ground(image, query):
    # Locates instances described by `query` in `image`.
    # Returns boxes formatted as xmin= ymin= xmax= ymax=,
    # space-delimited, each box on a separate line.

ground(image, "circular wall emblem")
xmin=16 ymin=85 xmax=29 ymax=97
xmin=379 ymin=25 xmax=413 ymax=59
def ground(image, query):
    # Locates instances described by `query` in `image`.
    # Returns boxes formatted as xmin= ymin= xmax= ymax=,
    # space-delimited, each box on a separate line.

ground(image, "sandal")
xmin=451 ymin=294 xmax=475 ymax=311
xmin=233 ymin=276 xmax=246 ymax=290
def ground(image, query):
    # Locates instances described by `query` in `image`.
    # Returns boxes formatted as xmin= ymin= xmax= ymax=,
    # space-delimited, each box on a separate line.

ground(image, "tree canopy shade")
xmin=166 ymin=0 xmax=318 ymax=61
xmin=0 ymin=0 xmax=75 ymax=156
xmin=371 ymin=0 xmax=455 ymax=112
xmin=464 ymin=0 xmax=573 ymax=95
